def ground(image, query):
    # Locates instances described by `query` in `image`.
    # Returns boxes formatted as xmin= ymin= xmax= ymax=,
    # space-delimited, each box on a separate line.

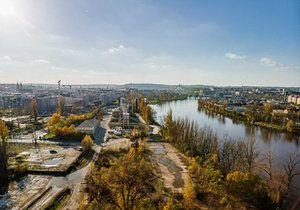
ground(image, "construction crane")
xmin=58 ymin=80 xmax=61 ymax=89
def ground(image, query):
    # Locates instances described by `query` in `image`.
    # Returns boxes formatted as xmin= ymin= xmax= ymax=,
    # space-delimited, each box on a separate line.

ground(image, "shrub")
xmin=81 ymin=135 xmax=94 ymax=152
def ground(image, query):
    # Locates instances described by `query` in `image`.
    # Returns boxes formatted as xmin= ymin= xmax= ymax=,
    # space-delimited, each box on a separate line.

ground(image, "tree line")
xmin=198 ymin=99 xmax=300 ymax=133
xmin=137 ymin=97 xmax=155 ymax=124
xmin=47 ymin=107 xmax=103 ymax=140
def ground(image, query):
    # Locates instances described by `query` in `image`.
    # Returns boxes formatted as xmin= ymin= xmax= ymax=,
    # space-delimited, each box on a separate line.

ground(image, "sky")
xmin=0 ymin=0 xmax=299 ymax=86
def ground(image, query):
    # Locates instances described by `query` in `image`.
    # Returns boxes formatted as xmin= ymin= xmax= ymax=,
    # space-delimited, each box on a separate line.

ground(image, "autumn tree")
xmin=245 ymin=104 xmax=258 ymax=123
xmin=188 ymin=158 xmax=223 ymax=196
xmin=226 ymin=171 xmax=260 ymax=201
xmin=57 ymin=96 xmax=65 ymax=115
xmin=31 ymin=98 xmax=38 ymax=123
xmin=82 ymin=135 xmax=94 ymax=152
xmin=286 ymin=120 xmax=295 ymax=132
xmin=183 ymin=180 xmax=197 ymax=209
xmin=48 ymin=113 xmax=63 ymax=127
xmin=0 ymin=120 xmax=9 ymax=194
xmin=71 ymin=102 xmax=78 ymax=114
xmin=93 ymin=106 xmax=104 ymax=121
xmin=164 ymin=109 xmax=173 ymax=142
xmin=138 ymin=97 xmax=154 ymax=124
xmin=263 ymin=103 xmax=273 ymax=122
xmin=85 ymin=146 xmax=156 ymax=209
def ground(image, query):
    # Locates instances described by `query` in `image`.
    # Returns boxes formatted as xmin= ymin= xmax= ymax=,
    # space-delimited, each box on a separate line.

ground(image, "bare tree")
xmin=219 ymin=137 xmax=240 ymax=175
xmin=259 ymin=151 xmax=289 ymax=206
xmin=284 ymin=153 xmax=300 ymax=192
xmin=243 ymin=138 xmax=260 ymax=172
xmin=260 ymin=150 xmax=274 ymax=181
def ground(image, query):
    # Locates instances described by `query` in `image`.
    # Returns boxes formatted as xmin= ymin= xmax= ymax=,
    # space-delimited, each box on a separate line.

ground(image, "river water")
xmin=151 ymin=98 xmax=300 ymax=168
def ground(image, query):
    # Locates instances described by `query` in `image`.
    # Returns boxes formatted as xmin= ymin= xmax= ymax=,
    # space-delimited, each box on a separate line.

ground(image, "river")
xmin=151 ymin=98 xmax=300 ymax=165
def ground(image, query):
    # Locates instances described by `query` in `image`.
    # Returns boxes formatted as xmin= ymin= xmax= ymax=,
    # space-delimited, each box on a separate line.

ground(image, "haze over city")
xmin=0 ymin=0 xmax=299 ymax=86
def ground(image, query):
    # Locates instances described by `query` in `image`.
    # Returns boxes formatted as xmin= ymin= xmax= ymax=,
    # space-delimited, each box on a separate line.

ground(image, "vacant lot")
xmin=148 ymin=142 xmax=189 ymax=193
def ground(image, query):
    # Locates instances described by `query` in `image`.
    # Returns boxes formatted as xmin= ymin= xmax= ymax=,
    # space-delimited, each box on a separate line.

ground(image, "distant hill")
xmin=122 ymin=83 xmax=175 ymax=90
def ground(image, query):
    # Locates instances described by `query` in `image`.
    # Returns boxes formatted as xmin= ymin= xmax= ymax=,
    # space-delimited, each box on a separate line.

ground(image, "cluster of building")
xmin=287 ymin=95 xmax=300 ymax=105
xmin=198 ymin=86 xmax=300 ymax=107
xmin=0 ymin=83 xmax=125 ymax=115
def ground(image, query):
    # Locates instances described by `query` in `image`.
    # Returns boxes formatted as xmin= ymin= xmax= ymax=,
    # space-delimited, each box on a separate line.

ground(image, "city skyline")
xmin=0 ymin=0 xmax=299 ymax=86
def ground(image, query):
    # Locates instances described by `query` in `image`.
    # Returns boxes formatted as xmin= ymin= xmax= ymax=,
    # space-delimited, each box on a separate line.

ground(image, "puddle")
xmin=42 ymin=158 xmax=63 ymax=168
xmin=16 ymin=176 xmax=30 ymax=191
xmin=159 ymin=157 xmax=182 ymax=172
xmin=152 ymin=147 xmax=165 ymax=155
xmin=0 ymin=193 xmax=10 ymax=210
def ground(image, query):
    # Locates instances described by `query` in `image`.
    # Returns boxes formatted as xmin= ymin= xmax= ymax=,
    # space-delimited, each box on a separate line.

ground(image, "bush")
xmin=81 ymin=135 xmax=94 ymax=152
xmin=226 ymin=171 xmax=260 ymax=200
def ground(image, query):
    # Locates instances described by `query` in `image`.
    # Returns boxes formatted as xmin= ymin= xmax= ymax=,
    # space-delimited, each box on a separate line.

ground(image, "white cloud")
xmin=2 ymin=55 xmax=11 ymax=60
xmin=106 ymin=45 xmax=125 ymax=54
xmin=225 ymin=52 xmax=246 ymax=60
xmin=260 ymin=57 xmax=277 ymax=67
xmin=34 ymin=59 xmax=51 ymax=64
xmin=260 ymin=57 xmax=299 ymax=70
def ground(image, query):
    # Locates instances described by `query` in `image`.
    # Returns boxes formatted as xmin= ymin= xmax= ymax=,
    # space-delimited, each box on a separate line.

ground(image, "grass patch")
xmin=7 ymin=143 xmax=50 ymax=157
xmin=45 ymin=188 xmax=71 ymax=210
xmin=43 ymin=133 xmax=56 ymax=140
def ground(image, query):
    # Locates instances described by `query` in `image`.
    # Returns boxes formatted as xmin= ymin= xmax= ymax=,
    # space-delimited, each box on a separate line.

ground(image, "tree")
xmin=263 ymin=103 xmax=273 ymax=122
xmin=48 ymin=113 xmax=63 ymax=130
xmin=93 ymin=107 xmax=104 ymax=121
xmin=86 ymin=146 xmax=156 ymax=209
xmin=57 ymin=96 xmax=65 ymax=115
xmin=0 ymin=120 xmax=9 ymax=194
xmin=245 ymin=105 xmax=258 ymax=123
xmin=243 ymin=138 xmax=259 ymax=172
xmin=31 ymin=98 xmax=38 ymax=123
xmin=71 ymin=102 xmax=78 ymax=114
xmin=183 ymin=180 xmax=196 ymax=209
xmin=226 ymin=171 xmax=260 ymax=200
xmin=164 ymin=109 xmax=173 ymax=142
xmin=260 ymin=151 xmax=288 ymax=206
xmin=82 ymin=135 xmax=94 ymax=152
xmin=188 ymin=158 xmax=223 ymax=195
xmin=286 ymin=120 xmax=295 ymax=132
xmin=283 ymin=153 xmax=300 ymax=194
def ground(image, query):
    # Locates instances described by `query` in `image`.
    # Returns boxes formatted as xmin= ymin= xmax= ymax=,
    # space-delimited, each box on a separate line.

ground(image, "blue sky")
xmin=0 ymin=0 xmax=299 ymax=86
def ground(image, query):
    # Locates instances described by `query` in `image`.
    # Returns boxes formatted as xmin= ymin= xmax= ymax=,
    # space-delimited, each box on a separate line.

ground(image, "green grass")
xmin=45 ymin=188 xmax=71 ymax=210
xmin=43 ymin=133 xmax=56 ymax=139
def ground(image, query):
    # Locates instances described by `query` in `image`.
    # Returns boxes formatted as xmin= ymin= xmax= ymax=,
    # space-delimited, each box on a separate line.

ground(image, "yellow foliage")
xmin=226 ymin=171 xmax=253 ymax=183
xmin=81 ymin=135 xmax=94 ymax=151
xmin=183 ymin=180 xmax=196 ymax=209
xmin=0 ymin=120 xmax=9 ymax=141
xmin=226 ymin=171 xmax=260 ymax=199
xmin=49 ymin=113 xmax=63 ymax=126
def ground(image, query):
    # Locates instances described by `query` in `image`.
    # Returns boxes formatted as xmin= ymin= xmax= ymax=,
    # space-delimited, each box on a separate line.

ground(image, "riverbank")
xmin=197 ymin=100 xmax=300 ymax=135
xmin=149 ymin=95 xmax=188 ymax=105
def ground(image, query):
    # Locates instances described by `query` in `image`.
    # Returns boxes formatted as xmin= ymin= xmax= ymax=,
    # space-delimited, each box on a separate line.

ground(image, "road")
xmin=135 ymin=113 xmax=160 ymax=135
